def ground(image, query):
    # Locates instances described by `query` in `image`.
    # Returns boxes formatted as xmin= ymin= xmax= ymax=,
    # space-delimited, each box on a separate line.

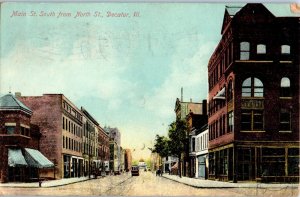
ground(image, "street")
xmin=0 ymin=171 xmax=298 ymax=196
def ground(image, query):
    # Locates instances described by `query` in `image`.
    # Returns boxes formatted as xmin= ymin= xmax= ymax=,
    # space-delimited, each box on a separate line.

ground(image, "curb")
xmin=161 ymin=175 xmax=300 ymax=189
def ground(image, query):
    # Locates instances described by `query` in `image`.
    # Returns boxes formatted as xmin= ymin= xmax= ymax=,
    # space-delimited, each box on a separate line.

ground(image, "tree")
xmin=168 ymin=119 xmax=188 ymax=178
xmin=152 ymin=134 xmax=169 ymax=158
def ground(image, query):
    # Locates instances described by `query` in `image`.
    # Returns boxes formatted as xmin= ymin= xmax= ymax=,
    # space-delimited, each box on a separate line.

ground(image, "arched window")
xmin=240 ymin=42 xmax=250 ymax=60
xmin=227 ymin=80 xmax=233 ymax=101
xmin=257 ymin=44 xmax=266 ymax=54
xmin=242 ymin=77 xmax=264 ymax=97
xmin=281 ymin=45 xmax=290 ymax=54
xmin=280 ymin=77 xmax=291 ymax=97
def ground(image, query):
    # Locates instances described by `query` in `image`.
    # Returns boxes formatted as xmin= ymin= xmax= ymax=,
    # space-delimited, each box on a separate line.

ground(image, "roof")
xmin=226 ymin=6 xmax=242 ymax=18
xmin=0 ymin=94 xmax=32 ymax=115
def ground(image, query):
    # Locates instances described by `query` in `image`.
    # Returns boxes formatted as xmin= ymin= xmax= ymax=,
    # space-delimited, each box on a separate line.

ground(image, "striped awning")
xmin=8 ymin=149 xmax=28 ymax=167
xmin=24 ymin=148 xmax=54 ymax=168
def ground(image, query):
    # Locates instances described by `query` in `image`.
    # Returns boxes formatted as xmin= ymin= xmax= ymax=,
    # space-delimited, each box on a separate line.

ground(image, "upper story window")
xmin=242 ymin=77 xmax=264 ymax=97
xmin=280 ymin=109 xmax=291 ymax=131
xmin=6 ymin=126 xmax=15 ymax=134
xmin=280 ymin=77 xmax=291 ymax=97
xmin=257 ymin=44 xmax=266 ymax=54
xmin=281 ymin=45 xmax=290 ymax=54
xmin=227 ymin=80 xmax=233 ymax=102
xmin=240 ymin=42 xmax=250 ymax=60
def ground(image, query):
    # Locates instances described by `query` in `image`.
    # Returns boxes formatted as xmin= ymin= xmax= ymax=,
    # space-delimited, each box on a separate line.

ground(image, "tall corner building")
xmin=207 ymin=3 xmax=299 ymax=182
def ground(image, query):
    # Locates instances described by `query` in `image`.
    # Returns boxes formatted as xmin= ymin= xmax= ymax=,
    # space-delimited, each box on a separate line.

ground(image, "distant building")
xmin=190 ymin=125 xmax=208 ymax=179
xmin=97 ymin=125 xmax=110 ymax=174
xmin=0 ymin=94 xmax=53 ymax=183
xmin=207 ymin=4 xmax=299 ymax=182
xmin=124 ymin=149 xmax=132 ymax=171
xmin=174 ymin=95 xmax=207 ymax=177
xmin=105 ymin=126 xmax=122 ymax=174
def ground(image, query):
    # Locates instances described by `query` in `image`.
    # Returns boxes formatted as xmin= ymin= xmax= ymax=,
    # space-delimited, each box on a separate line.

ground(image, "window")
xmin=288 ymin=148 xmax=299 ymax=176
xmin=227 ymin=80 xmax=233 ymax=101
xmin=280 ymin=109 xmax=291 ymax=131
xmin=6 ymin=126 xmax=15 ymax=134
xmin=241 ymin=110 xmax=263 ymax=131
xmin=242 ymin=77 xmax=264 ymax=97
xmin=240 ymin=42 xmax=250 ymax=60
xmin=192 ymin=137 xmax=195 ymax=152
xmin=257 ymin=44 xmax=266 ymax=54
xmin=281 ymin=45 xmax=290 ymax=54
xmin=280 ymin=77 xmax=291 ymax=97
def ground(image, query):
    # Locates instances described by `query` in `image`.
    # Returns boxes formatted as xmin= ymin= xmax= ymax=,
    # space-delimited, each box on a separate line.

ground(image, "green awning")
xmin=8 ymin=149 xmax=28 ymax=167
xmin=24 ymin=148 xmax=54 ymax=168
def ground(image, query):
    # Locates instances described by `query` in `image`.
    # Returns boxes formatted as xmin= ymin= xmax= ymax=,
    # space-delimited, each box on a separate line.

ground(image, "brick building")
xmin=0 ymin=94 xmax=53 ymax=183
xmin=174 ymin=94 xmax=206 ymax=177
xmin=97 ymin=125 xmax=110 ymax=174
xmin=19 ymin=94 xmax=84 ymax=179
xmin=207 ymin=4 xmax=299 ymax=182
xmin=187 ymin=100 xmax=208 ymax=178
xmin=124 ymin=149 xmax=132 ymax=172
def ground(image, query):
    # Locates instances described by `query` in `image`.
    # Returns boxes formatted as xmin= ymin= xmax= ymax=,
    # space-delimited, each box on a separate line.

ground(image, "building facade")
xmin=0 ymin=94 xmax=53 ymax=183
xmin=207 ymin=4 xmax=299 ymax=182
xmin=190 ymin=125 xmax=208 ymax=179
xmin=174 ymin=96 xmax=205 ymax=177
xmin=124 ymin=149 xmax=132 ymax=172
xmin=186 ymin=100 xmax=208 ymax=178
xmin=19 ymin=93 xmax=109 ymax=179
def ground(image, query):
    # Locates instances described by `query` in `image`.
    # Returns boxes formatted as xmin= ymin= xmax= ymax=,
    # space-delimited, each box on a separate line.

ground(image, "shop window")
xmin=281 ymin=45 xmax=290 ymax=54
xmin=242 ymin=77 xmax=264 ymax=97
xmin=240 ymin=42 xmax=250 ymax=60
xmin=209 ymin=153 xmax=215 ymax=175
xmin=280 ymin=77 xmax=291 ymax=97
xmin=261 ymin=148 xmax=285 ymax=176
xmin=288 ymin=148 xmax=299 ymax=176
xmin=241 ymin=110 xmax=263 ymax=131
xmin=257 ymin=44 xmax=266 ymax=54
xmin=280 ymin=109 xmax=291 ymax=131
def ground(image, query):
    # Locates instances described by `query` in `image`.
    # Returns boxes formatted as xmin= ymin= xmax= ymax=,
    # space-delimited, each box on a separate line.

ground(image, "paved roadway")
xmin=0 ymin=171 xmax=298 ymax=196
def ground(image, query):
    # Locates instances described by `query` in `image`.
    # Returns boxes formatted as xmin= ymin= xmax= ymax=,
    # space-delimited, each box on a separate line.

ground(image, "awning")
xmin=171 ymin=162 xmax=178 ymax=169
xmin=24 ymin=148 xmax=54 ymax=168
xmin=213 ymin=87 xmax=226 ymax=100
xmin=8 ymin=149 xmax=28 ymax=167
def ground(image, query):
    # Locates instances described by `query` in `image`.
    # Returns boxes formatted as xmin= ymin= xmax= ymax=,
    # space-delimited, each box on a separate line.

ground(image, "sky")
xmin=0 ymin=2 xmax=298 ymax=160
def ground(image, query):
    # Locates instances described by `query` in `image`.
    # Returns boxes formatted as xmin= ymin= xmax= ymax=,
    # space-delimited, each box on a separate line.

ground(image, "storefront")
xmin=7 ymin=148 xmax=54 ymax=182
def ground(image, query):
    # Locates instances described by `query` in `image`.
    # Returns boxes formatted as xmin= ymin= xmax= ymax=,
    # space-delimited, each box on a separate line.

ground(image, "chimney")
xmin=202 ymin=99 xmax=207 ymax=115
xmin=15 ymin=92 xmax=21 ymax=98
xmin=190 ymin=98 xmax=192 ymax=102
xmin=181 ymin=87 xmax=183 ymax=102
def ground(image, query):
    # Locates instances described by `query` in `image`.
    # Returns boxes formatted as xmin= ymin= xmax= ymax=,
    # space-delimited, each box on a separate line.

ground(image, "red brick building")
xmin=18 ymin=93 xmax=109 ymax=179
xmin=0 ymin=94 xmax=53 ymax=183
xmin=19 ymin=94 xmax=84 ymax=179
xmin=208 ymin=4 xmax=299 ymax=182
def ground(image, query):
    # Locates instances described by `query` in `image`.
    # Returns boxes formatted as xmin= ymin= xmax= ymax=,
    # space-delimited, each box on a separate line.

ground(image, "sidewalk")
xmin=162 ymin=174 xmax=300 ymax=189
xmin=0 ymin=176 xmax=97 ymax=188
